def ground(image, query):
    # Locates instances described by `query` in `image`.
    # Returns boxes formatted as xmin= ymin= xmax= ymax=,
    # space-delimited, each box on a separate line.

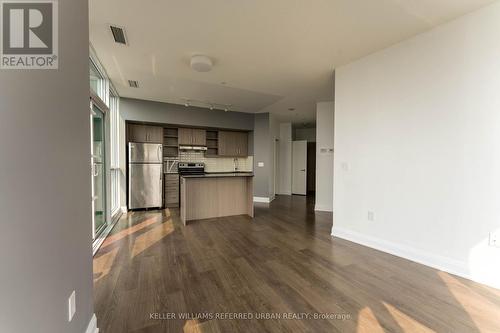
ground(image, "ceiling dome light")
xmin=190 ymin=55 xmax=213 ymax=72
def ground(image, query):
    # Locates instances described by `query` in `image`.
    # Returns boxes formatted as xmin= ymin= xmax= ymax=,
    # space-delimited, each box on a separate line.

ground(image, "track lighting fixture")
xmin=181 ymin=98 xmax=232 ymax=112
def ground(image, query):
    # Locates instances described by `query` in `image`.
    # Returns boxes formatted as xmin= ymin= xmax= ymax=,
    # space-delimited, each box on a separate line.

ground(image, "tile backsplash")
xmin=179 ymin=151 xmax=253 ymax=173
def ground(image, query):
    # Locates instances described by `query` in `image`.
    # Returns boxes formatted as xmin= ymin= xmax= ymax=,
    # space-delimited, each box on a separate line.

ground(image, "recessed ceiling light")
xmin=190 ymin=55 xmax=213 ymax=72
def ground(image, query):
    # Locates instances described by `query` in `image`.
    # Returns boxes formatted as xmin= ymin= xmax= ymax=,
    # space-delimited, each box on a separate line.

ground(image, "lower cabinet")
xmin=164 ymin=174 xmax=179 ymax=208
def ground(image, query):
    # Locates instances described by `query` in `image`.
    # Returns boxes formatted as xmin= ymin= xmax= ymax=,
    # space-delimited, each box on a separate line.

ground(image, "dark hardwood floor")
xmin=94 ymin=195 xmax=500 ymax=332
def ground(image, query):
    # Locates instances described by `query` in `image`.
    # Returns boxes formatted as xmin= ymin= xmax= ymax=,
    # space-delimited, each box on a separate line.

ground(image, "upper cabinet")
xmin=178 ymin=128 xmax=206 ymax=146
xmin=218 ymin=131 xmax=248 ymax=156
xmin=128 ymin=124 xmax=163 ymax=143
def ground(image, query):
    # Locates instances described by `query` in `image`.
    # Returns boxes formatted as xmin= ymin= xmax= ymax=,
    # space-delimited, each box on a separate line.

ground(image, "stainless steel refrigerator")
xmin=128 ymin=143 xmax=163 ymax=209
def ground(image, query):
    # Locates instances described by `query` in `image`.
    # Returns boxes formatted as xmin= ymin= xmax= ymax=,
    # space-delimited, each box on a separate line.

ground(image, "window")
xmin=90 ymin=48 xmax=122 ymax=226
xmin=89 ymin=60 xmax=105 ymax=100
xmin=109 ymin=90 xmax=120 ymax=217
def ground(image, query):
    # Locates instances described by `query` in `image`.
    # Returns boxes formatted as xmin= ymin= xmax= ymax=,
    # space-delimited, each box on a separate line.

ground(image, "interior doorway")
xmin=307 ymin=142 xmax=316 ymax=196
xmin=292 ymin=140 xmax=307 ymax=195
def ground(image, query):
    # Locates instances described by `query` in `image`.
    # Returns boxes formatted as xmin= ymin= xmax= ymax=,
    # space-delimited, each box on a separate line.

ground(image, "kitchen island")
xmin=180 ymin=173 xmax=254 ymax=225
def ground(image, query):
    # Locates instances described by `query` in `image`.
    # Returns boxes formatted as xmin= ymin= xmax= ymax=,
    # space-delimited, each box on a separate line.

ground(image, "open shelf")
xmin=207 ymin=139 xmax=218 ymax=149
xmin=163 ymin=128 xmax=179 ymax=157
xmin=163 ymin=146 xmax=178 ymax=157
xmin=206 ymin=148 xmax=218 ymax=156
xmin=164 ymin=128 xmax=178 ymax=138
xmin=206 ymin=130 xmax=218 ymax=140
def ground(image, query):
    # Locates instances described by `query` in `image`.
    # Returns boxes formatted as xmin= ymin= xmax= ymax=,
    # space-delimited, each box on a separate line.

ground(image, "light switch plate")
xmin=367 ymin=211 xmax=375 ymax=221
xmin=489 ymin=232 xmax=500 ymax=248
xmin=258 ymin=162 xmax=264 ymax=167
xmin=68 ymin=290 xmax=76 ymax=322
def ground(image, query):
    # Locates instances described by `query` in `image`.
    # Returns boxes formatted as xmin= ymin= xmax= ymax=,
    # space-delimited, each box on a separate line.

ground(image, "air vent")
xmin=128 ymin=80 xmax=139 ymax=88
xmin=110 ymin=25 xmax=127 ymax=45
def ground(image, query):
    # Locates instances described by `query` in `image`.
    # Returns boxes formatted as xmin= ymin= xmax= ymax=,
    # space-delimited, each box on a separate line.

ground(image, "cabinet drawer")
xmin=165 ymin=174 xmax=179 ymax=182
xmin=165 ymin=192 xmax=179 ymax=200
xmin=165 ymin=180 xmax=179 ymax=188
xmin=165 ymin=193 xmax=179 ymax=203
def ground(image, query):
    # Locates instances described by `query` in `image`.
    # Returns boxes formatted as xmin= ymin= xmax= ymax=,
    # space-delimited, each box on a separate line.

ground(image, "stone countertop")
xmin=181 ymin=172 xmax=254 ymax=178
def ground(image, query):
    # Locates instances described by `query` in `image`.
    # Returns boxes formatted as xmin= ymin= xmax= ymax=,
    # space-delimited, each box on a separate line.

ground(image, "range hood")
xmin=179 ymin=145 xmax=208 ymax=151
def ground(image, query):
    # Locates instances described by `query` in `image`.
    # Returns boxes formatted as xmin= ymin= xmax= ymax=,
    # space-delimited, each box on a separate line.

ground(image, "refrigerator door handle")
xmin=157 ymin=145 xmax=162 ymax=162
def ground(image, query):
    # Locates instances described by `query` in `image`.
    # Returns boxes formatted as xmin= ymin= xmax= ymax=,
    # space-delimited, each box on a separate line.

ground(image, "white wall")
xmin=316 ymin=102 xmax=335 ymax=211
xmin=278 ymin=123 xmax=292 ymax=195
xmin=334 ymin=2 xmax=500 ymax=289
xmin=0 ymin=1 xmax=95 ymax=332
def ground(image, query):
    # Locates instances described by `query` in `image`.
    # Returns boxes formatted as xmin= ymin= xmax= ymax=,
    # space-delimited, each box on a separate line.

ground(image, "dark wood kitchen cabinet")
xmin=192 ymin=129 xmax=206 ymax=146
xmin=178 ymin=128 xmax=206 ymax=146
xmin=218 ymin=131 xmax=248 ymax=156
xmin=164 ymin=174 xmax=179 ymax=208
xmin=128 ymin=124 xmax=163 ymax=143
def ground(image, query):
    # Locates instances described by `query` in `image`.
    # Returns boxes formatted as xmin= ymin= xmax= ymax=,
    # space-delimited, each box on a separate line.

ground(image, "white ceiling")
xmin=89 ymin=0 xmax=495 ymax=125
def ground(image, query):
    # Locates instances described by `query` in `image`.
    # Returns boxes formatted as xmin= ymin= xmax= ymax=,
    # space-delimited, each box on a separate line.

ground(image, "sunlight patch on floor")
xmin=131 ymin=219 xmax=174 ymax=258
xmin=356 ymin=307 xmax=385 ymax=333
xmin=438 ymin=271 xmax=500 ymax=332
xmin=183 ymin=319 xmax=221 ymax=333
xmin=382 ymin=302 xmax=434 ymax=332
xmin=93 ymin=246 xmax=119 ymax=282
xmin=101 ymin=216 xmax=157 ymax=248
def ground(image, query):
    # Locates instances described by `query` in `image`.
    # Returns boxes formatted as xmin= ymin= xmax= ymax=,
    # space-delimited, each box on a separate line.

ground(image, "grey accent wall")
xmin=253 ymin=113 xmax=271 ymax=198
xmin=121 ymin=98 xmax=255 ymax=131
xmin=0 ymin=1 xmax=93 ymax=333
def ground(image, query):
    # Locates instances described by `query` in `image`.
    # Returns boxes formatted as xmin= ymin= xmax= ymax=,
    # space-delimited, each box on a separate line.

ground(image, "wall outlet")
xmin=68 ymin=290 xmax=76 ymax=322
xmin=489 ymin=232 xmax=500 ymax=248
xmin=367 ymin=211 xmax=375 ymax=222
xmin=258 ymin=162 xmax=264 ymax=167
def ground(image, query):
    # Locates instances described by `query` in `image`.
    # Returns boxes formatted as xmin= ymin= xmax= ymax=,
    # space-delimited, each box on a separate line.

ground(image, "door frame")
xmin=90 ymin=92 xmax=109 ymax=240
xmin=292 ymin=140 xmax=308 ymax=195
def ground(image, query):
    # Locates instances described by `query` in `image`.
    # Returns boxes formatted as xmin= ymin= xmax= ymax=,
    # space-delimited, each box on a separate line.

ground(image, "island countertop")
xmin=180 ymin=174 xmax=254 ymax=224
xmin=181 ymin=172 xmax=254 ymax=178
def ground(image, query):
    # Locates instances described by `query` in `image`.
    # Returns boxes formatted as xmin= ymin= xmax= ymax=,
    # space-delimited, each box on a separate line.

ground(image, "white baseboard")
xmin=315 ymin=204 xmax=333 ymax=212
xmin=269 ymin=195 xmax=276 ymax=202
xmin=85 ymin=314 xmax=98 ymax=333
xmin=331 ymin=226 xmax=471 ymax=281
xmin=121 ymin=206 xmax=128 ymax=213
xmin=253 ymin=196 xmax=270 ymax=203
